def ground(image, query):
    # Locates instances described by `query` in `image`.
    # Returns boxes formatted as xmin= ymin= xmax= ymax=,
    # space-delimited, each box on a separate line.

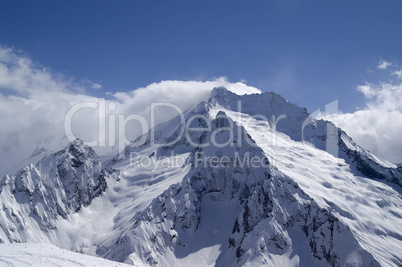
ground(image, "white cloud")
xmin=333 ymin=62 xmax=402 ymax=163
xmin=336 ymin=81 xmax=402 ymax=163
xmin=81 ymin=78 xmax=103 ymax=91
xmin=91 ymin=82 xmax=102 ymax=89
xmin=111 ymin=77 xmax=260 ymax=119
xmin=392 ymin=69 xmax=402 ymax=79
xmin=0 ymin=46 xmax=83 ymax=94
xmin=377 ymin=60 xmax=392 ymax=70
xmin=0 ymin=45 xmax=260 ymax=176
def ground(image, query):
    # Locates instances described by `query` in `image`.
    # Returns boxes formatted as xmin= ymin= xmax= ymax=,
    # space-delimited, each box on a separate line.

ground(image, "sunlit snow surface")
xmin=219 ymin=107 xmax=402 ymax=267
xmin=0 ymin=243 xmax=132 ymax=267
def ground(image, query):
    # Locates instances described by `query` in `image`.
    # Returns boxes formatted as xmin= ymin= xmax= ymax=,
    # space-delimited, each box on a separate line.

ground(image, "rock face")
xmin=0 ymin=139 xmax=107 ymax=243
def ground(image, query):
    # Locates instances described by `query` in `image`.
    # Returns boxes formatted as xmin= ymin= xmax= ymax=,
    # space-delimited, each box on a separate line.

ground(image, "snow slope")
xmin=0 ymin=243 xmax=133 ymax=267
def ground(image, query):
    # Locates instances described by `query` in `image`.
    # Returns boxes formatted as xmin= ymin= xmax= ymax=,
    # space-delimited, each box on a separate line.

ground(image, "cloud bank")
xmin=2 ymin=44 xmax=401 ymax=175
xmin=335 ymin=70 xmax=402 ymax=163
xmin=0 ymin=45 xmax=260 ymax=175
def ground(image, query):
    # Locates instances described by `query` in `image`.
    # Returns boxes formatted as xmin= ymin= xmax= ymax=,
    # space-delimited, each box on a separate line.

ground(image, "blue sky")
xmin=1 ymin=1 xmax=402 ymax=163
xmin=1 ymin=0 xmax=401 ymax=112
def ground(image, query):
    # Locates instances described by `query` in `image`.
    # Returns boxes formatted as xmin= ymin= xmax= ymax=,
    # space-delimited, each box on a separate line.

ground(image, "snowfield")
xmin=0 ymin=243 xmax=133 ymax=267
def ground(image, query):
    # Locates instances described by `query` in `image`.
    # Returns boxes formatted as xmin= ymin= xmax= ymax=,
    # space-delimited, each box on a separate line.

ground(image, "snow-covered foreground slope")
xmin=0 ymin=87 xmax=401 ymax=266
xmin=0 ymin=243 xmax=134 ymax=267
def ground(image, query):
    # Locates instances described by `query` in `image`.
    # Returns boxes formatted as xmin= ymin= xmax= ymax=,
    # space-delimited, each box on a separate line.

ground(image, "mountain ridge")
xmin=0 ymin=139 xmax=107 ymax=243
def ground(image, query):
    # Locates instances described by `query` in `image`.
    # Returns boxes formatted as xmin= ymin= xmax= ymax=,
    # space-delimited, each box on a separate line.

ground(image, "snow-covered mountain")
xmin=0 ymin=139 xmax=107 ymax=243
xmin=0 ymin=87 xmax=401 ymax=266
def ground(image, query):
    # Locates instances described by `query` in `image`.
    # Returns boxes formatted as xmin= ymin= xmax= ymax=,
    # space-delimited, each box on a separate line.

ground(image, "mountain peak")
xmin=209 ymin=86 xmax=238 ymax=105
xmin=71 ymin=138 xmax=84 ymax=147
xmin=211 ymin=86 xmax=234 ymax=97
xmin=0 ymin=138 xmax=108 ymax=243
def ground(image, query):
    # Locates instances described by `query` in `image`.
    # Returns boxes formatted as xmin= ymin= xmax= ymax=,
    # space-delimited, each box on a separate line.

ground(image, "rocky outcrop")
xmin=0 ymin=139 xmax=107 ymax=242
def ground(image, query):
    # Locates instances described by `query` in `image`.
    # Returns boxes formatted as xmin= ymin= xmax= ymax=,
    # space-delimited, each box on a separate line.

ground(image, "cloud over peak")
xmin=0 ymin=45 xmax=261 ymax=176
